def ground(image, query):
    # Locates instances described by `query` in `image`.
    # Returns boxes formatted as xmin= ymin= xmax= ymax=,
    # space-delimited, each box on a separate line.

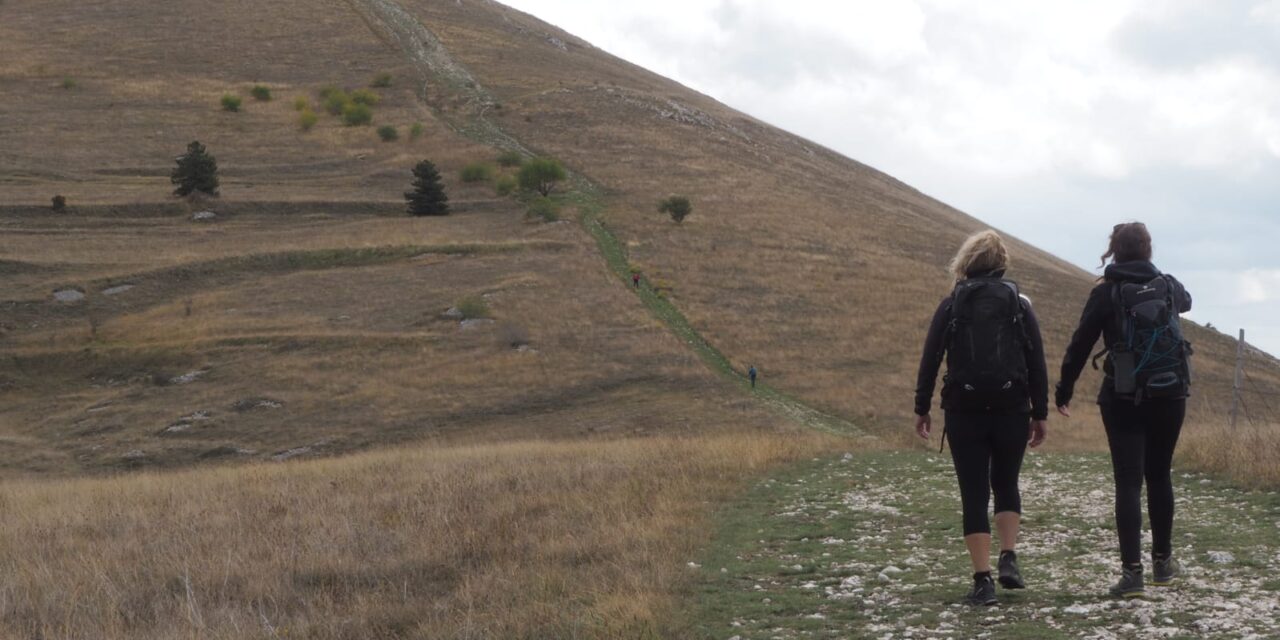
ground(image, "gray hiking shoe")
xmin=1152 ymin=556 xmax=1181 ymax=586
xmin=964 ymin=574 xmax=998 ymax=606
xmin=1109 ymin=565 xmax=1145 ymax=598
xmin=998 ymin=551 xmax=1025 ymax=589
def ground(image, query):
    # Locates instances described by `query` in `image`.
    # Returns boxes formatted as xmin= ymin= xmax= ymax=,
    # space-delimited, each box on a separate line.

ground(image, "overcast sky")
xmin=502 ymin=0 xmax=1280 ymax=356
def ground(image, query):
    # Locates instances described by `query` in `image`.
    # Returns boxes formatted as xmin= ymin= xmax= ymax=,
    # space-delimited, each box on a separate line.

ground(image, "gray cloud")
xmin=1114 ymin=0 xmax=1280 ymax=70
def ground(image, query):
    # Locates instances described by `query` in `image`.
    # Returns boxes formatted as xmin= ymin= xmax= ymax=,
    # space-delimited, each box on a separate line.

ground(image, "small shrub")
xmin=293 ymin=96 xmax=309 ymax=111
xmin=518 ymin=158 xmax=567 ymax=196
xmin=371 ymin=72 xmax=393 ymax=88
xmin=51 ymin=195 xmax=66 ymax=211
xmin=496 ymin=150 xmax=524 ymax=167
xmin=318 ymin=85 xmax=342 ymax=100
xmin=220 ymin=94 xmax=242 ymax=112
xmin=323 ymin=90 xmax=350 ymax=115
xmin=409 ymin=122 xmax=424 ymax=140
xmin=461 ymin=162 xmax=493 ymax=183
xmin=349 ymin=89 xmax=380 ymax=106
xmin=456 ymin=296 xmax=489 ymax=320
xmin=377 ymin=125 xmax=398 ymax=142
xmin=298 ymin=108 xmax=319 ymax=131
xmin=494 ymin=176 xmax=517 ymax=197
xmin=342 ymin=102 xmax=373 ymax=126
xmin=61 ymin=77 xmax=76 ymax=90
xmin=526 ymin=196 xmax=559 ymax=222
xmin=659 ymin=195 xmax=692 ymax=223
xmin=250 ymin=85 xmax=272 ymax=101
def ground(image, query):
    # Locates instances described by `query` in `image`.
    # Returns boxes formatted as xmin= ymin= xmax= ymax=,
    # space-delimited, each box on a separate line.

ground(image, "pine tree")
xmin=170 ymin=141 xmax=220 ymax=198
xmin=405 ymin=160 xmax=450 ymax=216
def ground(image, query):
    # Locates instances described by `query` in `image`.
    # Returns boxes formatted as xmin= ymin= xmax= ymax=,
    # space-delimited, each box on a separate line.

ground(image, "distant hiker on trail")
xmin=633 ymin=272 xmax=641 ymax=288
xmin=748 ymin=365 xmax=758 ymax=389
xmin=1056 ymin=222 xmax=1193 ymax=599
xmin=914 ymin=230 xmax=1049 ymax=606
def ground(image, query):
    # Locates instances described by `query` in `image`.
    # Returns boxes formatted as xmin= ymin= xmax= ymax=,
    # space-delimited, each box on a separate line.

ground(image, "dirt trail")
xmin=685 ymin=450 xmax=1280 ymax=639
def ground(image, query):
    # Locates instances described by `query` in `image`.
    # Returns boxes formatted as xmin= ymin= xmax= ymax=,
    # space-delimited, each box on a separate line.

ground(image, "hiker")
xmin=1056 ymin=222 xmax=1193 ymax=598
xmin=748 ymin=365 xmax=758 ymax=389
xmin=914 ymin=230 xmax=1049 ymax=606
xmin=633 ymin=272 xmax=641 ymax=288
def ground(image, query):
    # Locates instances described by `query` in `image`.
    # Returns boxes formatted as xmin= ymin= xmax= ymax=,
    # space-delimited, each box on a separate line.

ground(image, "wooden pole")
xmin=1230 ymin=329 xmax=1246 ymax=428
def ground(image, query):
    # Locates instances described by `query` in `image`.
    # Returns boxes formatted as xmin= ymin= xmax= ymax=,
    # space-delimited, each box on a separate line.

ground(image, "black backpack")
xmin=1103 ymin=276 xmax=1192 ymax=403
xmin=944 ymin=278 xmax=1030 ymax=412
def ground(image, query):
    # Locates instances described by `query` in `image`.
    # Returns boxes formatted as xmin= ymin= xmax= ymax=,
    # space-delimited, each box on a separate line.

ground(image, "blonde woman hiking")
xmin=914 ymin=230 xmax=1049 ymax=606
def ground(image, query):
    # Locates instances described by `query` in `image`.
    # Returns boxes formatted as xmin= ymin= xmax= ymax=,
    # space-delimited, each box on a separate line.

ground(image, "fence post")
xmin=1230 ymin=329 xmax=1246 ymax=428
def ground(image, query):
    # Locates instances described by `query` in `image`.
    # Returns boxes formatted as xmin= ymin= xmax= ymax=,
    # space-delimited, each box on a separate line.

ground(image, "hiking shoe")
xmin=1152 ymin=556 xmax=1181 ymax=586
xmin=1109 ymin=566 xmax=1145 ymax=598
xmin=998 ymin=551 xmax=1025 ymax=590
xmin=964 ymin=574 xmax=998 ymax=606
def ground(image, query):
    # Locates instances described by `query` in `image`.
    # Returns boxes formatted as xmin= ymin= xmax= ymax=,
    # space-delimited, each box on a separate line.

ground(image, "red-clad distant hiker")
xmin=748 ymin=365 xmax=758 ymax=389
xmin=914 ymin=230 xmax=1049 ymax=607
xmin=633 ymin=272 xmax=641 ymax=288
xmin=1056 ymin=222 xmax=1193 ymax=599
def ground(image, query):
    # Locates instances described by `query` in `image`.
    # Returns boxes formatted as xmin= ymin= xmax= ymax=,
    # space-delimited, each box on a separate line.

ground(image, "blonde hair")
xmin=949 ymin=230 xmax=1009 ymax=282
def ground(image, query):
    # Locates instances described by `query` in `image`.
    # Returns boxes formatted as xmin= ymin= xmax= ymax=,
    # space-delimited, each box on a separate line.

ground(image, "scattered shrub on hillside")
xmin=497 ymin=150 xmax=524 ymax=168
xmin=318 ymin=85 xmax=341 ymax=99
xmin=371 ymin=72 xmax=393 ymax=88
xmin=293 ymin=96 xmax=309 ymax=111
xmin=170 ymin=141 xmax=220 ymax=198
xmin=526 ymin=196 xmax=559 ymax=222
xmin=51 ymin=195 xmax=66 ymax=211
xmin=323 ymin=90 xmax=350 ymax=115
xmin=494 ymin=176 xmax=517 ymax=197
xmin=250 ymin=85 xmax=272 ymax=101
xmin=350 ymin=89 xmax=381 ymax=106
xmin=342 ymin=102 xmax=373 ymax=126
xmin=377 ymin=125 xmax=399 ymax=142
xmin=61 ymin=77 xmax=76 ymax=90
xmin=659 ymin=196 xmax=692 ymax=223
xmin=518 ymin=157 xmax=567 ymax=196
xmin=220 ymin=94 xmax=242 ymax=112
xmin=456 ymin=296 xmax=489 ymax=319
xmin=409 ymin=122 xmax=424 ymax=140
xmin=298 ymin=108 xmax=319 ymax=131
xmin=461 ymin=162 xmax=493 ymax=183
xmin=405 ymin=159 xmax=449 ymax=216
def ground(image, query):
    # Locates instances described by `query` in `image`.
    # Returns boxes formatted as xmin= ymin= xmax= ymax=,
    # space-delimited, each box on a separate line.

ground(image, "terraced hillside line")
xmin=348 ymin=0 xmax=862 ymax=437
xmin=684 ymin=450 xmax=1280 ymax=639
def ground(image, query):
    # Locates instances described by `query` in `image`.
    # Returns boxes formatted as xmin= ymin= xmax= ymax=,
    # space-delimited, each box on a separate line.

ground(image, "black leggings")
xmin=946 ymin=412 xmax=1030 ymax=536
xmin=1101 ymin=399 xmax=1186 ymax=567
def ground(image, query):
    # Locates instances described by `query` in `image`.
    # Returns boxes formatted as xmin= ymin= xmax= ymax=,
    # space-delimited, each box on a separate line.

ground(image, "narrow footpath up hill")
xmin=685 ymin=451 xmax=1280 ymax=639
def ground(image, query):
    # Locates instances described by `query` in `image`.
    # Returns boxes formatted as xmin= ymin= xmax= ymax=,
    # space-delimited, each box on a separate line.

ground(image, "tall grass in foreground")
xmin=1179 ymin=420 xmax=1280 ymax=488
xmin=0 ymin=434 xmax=838 ymax=639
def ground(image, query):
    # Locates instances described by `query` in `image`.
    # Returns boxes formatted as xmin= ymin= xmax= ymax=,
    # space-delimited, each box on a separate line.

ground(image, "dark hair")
xmin=1100 ymin=222 xmax=1152 ymax=268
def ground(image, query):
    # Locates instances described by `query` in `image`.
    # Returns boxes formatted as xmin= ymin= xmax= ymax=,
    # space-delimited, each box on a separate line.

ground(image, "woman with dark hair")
xmin=1056 ymin=222 xmax=1193 ymax=598
xmin=915 ymin=230 xmax=1049 ymax=606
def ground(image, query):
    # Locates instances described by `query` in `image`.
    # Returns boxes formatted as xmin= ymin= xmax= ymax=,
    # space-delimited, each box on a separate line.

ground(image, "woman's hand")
xmin=1056 ymin=403 xmax=1071 ymax=418
xmin=915 ymin=413 xmax=932 ymax=440
xmin=1029 ymin=419 xmax=1048 ymax=448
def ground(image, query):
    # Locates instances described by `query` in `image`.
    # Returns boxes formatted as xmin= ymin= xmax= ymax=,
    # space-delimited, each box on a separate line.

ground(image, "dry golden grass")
xmin=0 ymin=432 xmax=841 ymax=639
xmin=1179 ymin=418 xmax=1280 ymax=488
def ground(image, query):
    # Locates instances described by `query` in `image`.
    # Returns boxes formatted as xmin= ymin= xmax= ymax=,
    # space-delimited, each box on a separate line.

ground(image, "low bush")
xmin=526 ymin=196 xmax=559 ymax=222
xmin=318 ymin=85 xmax=342 ymax=100
xmin=494 ymin=176 xmax=517 ymax=197
xmin=377 ymin=125 xmax=398 ymax=142
xmin=220 ymin=94 xmax=242 ymax=112
xmin=461 ymin=162 xmax=494 ymax=183
xmin=342 ymin=102 xmax=373 ymax=126
xmin=350 ymin=89 xmax=381 ymax=106
xmin=250 ymin=85 xmax=272 ymax=101
xmin=518 ymin=158 xmax=567 ymax=196
xmin=293 ymin=96 xmax=309 ymax=111
xmin=51 ymin=195 xmax=66 ymax=211
xmin=371 ymin=72 xmax=393 ymax=88
xmin=298 ymin=108 xmax=319 ymax=131
xmin=61 ymin=77 xmax=76 ymax=90
xmin=323 ymin=90 xmax=350 ymax=115
xmin=497 ymin=150 xmax=524 ymax=167
xmin=456 ymin=296 xmax=489 ymax=320
xmin=659 ymin=196 xmax=692 ymax=223
xmin=409 ymin=122 xmax=424 ymax=140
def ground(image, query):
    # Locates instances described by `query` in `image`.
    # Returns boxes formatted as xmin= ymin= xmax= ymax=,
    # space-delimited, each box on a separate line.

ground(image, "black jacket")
xmin=1055 ymin=261 xmax=1193 ymax=407
xmin=914 ymin=274 xmax=1050 ymax=420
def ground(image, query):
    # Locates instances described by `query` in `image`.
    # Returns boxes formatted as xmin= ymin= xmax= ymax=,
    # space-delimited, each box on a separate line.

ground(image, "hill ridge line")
xmin=348 ymin=0 xmax=864 ymax=437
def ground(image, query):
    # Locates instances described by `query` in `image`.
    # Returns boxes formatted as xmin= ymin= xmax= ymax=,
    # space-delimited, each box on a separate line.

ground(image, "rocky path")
xmin=686 ymin=451 xmax=1280 ymax=639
